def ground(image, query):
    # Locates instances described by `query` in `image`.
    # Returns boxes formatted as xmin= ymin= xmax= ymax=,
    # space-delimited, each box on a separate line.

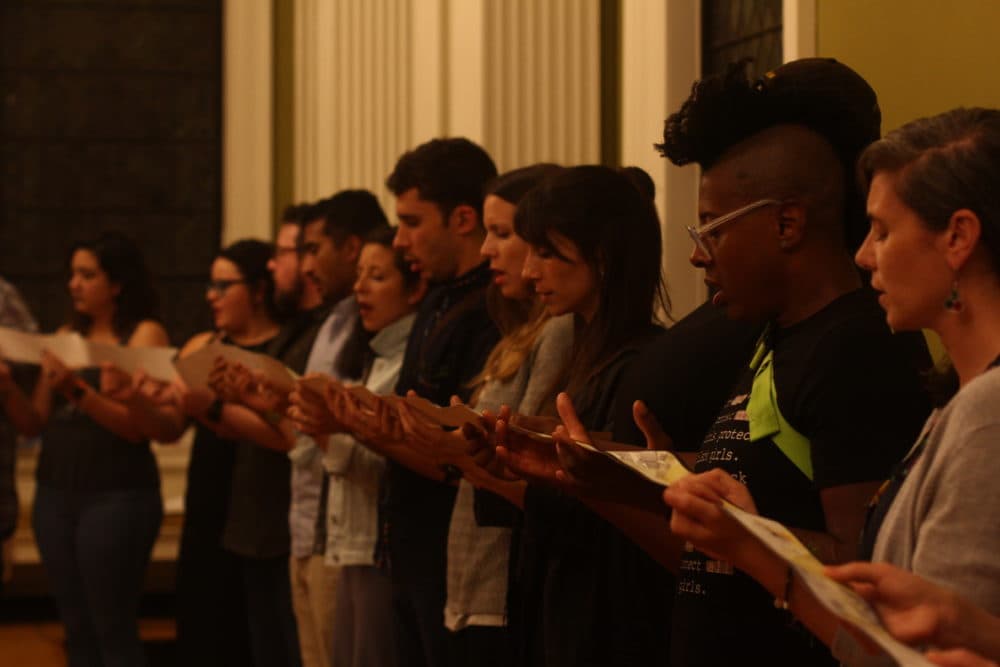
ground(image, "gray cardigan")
xmin=873 ymin=365 xmax=1000 ymax=616
xmin=445 ymin=314 xmax=573 ymax=631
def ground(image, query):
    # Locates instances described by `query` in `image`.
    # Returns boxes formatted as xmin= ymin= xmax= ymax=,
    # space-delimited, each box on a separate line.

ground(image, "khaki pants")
xmin=290 ymin=554 xmax=340 ymax=667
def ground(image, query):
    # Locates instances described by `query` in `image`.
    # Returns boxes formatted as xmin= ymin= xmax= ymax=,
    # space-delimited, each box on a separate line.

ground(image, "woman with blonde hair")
xmin=395 ymin=163 xmax=571 ymax=665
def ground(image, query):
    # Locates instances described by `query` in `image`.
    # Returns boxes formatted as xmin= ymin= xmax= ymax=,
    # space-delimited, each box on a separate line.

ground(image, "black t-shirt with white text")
xmin=670 ymin=288 xmax=931 ymax=667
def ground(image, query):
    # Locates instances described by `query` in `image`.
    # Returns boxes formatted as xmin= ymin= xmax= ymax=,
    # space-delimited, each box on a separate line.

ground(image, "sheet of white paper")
xmin=89 ymin=342 xmax=178 ymax=382
xmin=606 ymin=450 xmax=692 ymax=486
xmin=172 ymin=341 xmax=224 ymax=392
xmin=721 ymin=505 xmax=934 ymax=667
xmin=0 ymin=327 xmax=91 ymax=368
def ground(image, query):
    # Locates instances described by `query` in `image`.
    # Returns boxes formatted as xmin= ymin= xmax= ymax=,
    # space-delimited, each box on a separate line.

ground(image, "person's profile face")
xmin=693 ymin=164 xmax=784 ymax=321
xmin=480 ymin=194 xmax=532 ymax=300
xmin=269 ymin=223 xmax=302 ymax=301
xmin=855 ymin=171 xmax=954 ymax=332
xmin=68 ymin=249 xmax=119 ymax=318
xmin=392 ymin=187 xmax=457 ymax=282
xmin=353 ymin=243 xmax=420 ymax=333
xmin=300 ymin=218 xmax=355 ymax=300
xmin=205 ymin=257 xmax=254 ymax=335
xmin=521 ymin=232 xmax=599 ymax=322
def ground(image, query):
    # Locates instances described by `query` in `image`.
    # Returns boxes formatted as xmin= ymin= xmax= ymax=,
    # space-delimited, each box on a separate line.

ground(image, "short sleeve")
xmin=788 ymin=325 xmax=930 ymax=489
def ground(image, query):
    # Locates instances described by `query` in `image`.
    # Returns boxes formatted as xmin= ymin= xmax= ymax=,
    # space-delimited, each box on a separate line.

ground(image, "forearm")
xmin=736 ymin=539 xmax=842 ymax=648
xmin=31 ymin=378 xmax=54 ymax=424
xmin=1 ymin=385 xmax=42 ymax=436
xmin=77 ymin=389 xmax=144 ymax=442
xmin=372 ymin=439 xmax=446 ymax=482
xmin=788 ymin=527 xmax=855 ymax=564
xmin=950 ymin=597 xmax=1000 ymax=661
xmin=220 ymin=404 xmax=294 ymax=452
xmin=127 ymin=397 xmax=187 ymax=442
xmin=461 ymin=464 xmax=526 ymax=509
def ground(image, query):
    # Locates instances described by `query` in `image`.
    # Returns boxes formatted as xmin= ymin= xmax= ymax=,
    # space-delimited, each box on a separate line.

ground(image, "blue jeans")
xmin=33 ymin=485 xmax=163 ymax=667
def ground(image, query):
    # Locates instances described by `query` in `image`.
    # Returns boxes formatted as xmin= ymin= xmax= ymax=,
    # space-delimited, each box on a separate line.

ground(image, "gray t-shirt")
xmin=444 ymin=314 xmax=573 ymax=631
xmin=873 ymin=365 xmax=1000 ymax=616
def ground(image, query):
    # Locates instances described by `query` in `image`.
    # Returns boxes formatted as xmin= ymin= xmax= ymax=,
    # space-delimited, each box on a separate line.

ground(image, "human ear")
xmin=339 ymin=234 xmax=362 ymax=263
xmin=449 ymin=204 xmax=480 ymax=236
xmin=776 ymin=201 xmax=807 ymax=250
xmin=943 ymin=208 xmax=981 ymax=272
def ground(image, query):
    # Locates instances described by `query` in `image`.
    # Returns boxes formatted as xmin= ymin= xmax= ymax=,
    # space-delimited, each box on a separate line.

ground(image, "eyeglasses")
xmin=687 ymin=199 xmax=784 ymax=258
xmin=206 ymin=279 xmax=246 ymax=294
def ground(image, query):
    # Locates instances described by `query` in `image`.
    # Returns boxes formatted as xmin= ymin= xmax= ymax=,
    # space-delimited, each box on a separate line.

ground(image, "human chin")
xmin=500 ymin=276 xmax=532 ymax=300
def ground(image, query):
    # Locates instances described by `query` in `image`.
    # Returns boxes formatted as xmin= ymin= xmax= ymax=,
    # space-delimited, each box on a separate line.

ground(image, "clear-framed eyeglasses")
xmin=687 ymin=199 xmax=784 ymax=259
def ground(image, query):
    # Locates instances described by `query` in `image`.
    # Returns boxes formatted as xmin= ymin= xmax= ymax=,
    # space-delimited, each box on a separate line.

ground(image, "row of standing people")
xmin=2 ymin=55 xmax=1000 ymax=667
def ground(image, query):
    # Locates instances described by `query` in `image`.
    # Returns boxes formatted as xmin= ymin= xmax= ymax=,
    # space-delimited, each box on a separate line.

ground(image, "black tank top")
xmin=36 ymin=366 xmax=159 ymax=492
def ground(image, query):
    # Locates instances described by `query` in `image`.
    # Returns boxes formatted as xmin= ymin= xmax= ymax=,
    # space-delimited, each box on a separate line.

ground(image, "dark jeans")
xmin=391 ymin=566 xmax=453 ymax=667
xmin=236 ymin=552 xmax=302 ymax=667
xmin=452 ymin=626 xmax=509 ymax=667
xmin=32 ymin=484 xmax=163 ymax=667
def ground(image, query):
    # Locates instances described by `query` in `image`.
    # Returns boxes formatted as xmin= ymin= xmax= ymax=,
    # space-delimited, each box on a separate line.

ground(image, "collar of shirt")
xmin=304 ymin=294 xmax=358 ymax=376
xmin=370 ymin=312 xmax=417 ymax=359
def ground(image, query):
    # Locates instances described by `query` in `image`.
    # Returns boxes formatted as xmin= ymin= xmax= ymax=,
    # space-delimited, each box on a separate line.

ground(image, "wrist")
xmin=943 ymin=589 xmax=974 ymax=649
xmin=205 ymin=398 xmax=224 ymax=423
xmin=64 ymin=381 xmax=89 ymax=405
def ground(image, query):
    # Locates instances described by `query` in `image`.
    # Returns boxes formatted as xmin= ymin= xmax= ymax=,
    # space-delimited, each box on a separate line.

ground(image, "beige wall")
xmin=817 ymin=0 xmax=1000 ymax=132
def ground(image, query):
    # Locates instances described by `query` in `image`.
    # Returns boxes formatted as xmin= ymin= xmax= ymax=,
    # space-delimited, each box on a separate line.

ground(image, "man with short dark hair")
xmin=217 ymin=191 xmax=390 ymax=667
xmin=269 ymin=203 xmax=323 ymax=321
xmin=288 ymin=190 xmax=389 ymax=667
xmin=381 ymin=137 xmax=500 ymax=667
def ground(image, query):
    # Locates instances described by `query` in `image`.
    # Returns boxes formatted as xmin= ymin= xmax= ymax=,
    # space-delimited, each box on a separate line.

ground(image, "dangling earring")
xmin=944 ymin=279 xmax=964 ymax=312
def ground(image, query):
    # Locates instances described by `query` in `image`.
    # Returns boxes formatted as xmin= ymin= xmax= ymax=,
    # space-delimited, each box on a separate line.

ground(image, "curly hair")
xmin=657 ymin=58 xmax=882 ymax=252
xmin=656 ymin=59 xmax=767 ymax=168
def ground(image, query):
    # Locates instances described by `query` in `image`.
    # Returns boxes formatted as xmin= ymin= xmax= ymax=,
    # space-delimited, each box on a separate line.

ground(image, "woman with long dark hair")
xmin=27 ymin=231 xmax=169 ymax=667
xmin=494 ymin=166 xmax=673 ymax=667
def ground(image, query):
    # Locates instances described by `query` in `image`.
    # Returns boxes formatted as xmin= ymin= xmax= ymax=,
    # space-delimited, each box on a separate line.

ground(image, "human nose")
xmin=854 ymin=229 xmax=876 ymax=272
xmin=392 ymin=227 xmax=407 ymax=249
xmin=686 ymin=227 xmax=712 ymax=268
xmin=688 ymin=239 xmax=712 ymax=269
xmin=480 ymin=235 xmax=497 ymax=259
xmin=521 ymin=250 xmax=541 ymax=280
